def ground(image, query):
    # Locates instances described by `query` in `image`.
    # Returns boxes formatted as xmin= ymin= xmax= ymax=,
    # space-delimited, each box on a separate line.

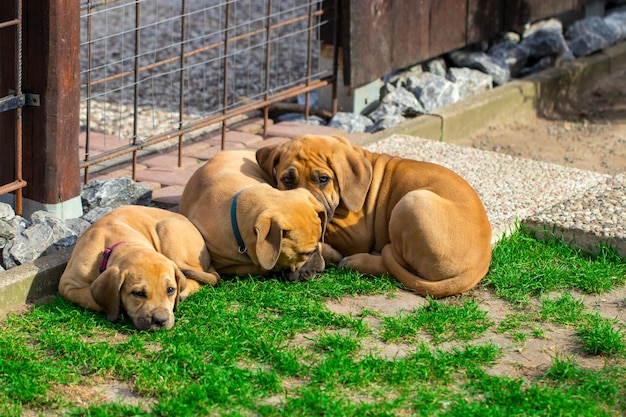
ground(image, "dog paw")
xmin=337 ymin=257 xmax=349 ymax=269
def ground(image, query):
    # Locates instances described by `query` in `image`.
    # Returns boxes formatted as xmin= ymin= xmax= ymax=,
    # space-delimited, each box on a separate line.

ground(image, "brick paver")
xmin=85 ymin=121 xmax=371 ymax=208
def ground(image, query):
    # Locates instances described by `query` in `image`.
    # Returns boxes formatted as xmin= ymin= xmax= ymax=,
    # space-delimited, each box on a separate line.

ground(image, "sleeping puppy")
xmin=58 ymin=205 xmax=220 ymax=330
xmin=256 ymin=134 xmax=492 ymax=297
xmin=179 ymin=150 xmax=327 ymax=281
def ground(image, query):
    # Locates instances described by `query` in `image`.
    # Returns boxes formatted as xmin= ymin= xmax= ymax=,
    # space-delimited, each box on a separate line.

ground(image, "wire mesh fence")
xmin=79 ymin=0 xmax=337 ymax=181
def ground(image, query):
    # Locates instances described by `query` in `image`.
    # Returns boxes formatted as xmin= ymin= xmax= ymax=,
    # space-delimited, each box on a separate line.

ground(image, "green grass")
xmin=0 ymin=228 xmax=625 ymax=415
xmin=484 ymin=228 xmax=626 ymax=304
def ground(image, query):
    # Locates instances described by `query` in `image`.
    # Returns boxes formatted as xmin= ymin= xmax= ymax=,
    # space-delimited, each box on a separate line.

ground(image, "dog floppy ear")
xmin=172 ymin=263 xmax=188 ymax=312
xmin=329 ymin=139 xmax=373 ymax=212
xmin=90 ymin=266 xmax=125 ymax=322
xmin=254 ymin=214 xmax=282 ymax=270
xmin=255 ymin=144 xmax=280 ymax=186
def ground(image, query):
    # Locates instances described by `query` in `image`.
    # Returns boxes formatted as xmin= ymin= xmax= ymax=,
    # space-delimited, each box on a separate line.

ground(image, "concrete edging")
xmin=2 ymin=42 xmax=626 ymax=318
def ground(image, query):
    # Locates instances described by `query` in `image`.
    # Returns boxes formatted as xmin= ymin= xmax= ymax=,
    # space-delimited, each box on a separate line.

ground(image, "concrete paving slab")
xmin=151 ymin=185 xmax=185 ymax=209
xmin=139 ymin=153 xmax=200 ymax=169
xmin=264 ymin=121 xmax=346 ymax=138
xmin=134 ymin=166 xmax=198 ymax=187
xmin=523 ymin=174 xmax=626 ymax=257
xmin=229 ymin=117 xmax=273 ymax=135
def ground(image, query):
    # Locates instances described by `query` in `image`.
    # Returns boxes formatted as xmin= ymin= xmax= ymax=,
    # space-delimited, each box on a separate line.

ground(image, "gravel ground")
xmin=364 ymin=134 xmax=612 ymax=245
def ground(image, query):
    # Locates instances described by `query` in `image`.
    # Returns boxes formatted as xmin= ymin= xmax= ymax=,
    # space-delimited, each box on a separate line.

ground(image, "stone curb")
xmin=2 ymin=42 xmax=626 ymax=318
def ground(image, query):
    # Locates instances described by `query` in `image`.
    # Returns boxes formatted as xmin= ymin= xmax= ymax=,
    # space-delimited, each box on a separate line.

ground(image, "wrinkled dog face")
xmin=119 ymin=261 xmax=179 ymax=331
xmin=267 ymin=189 xmax=327 ymax=282
xmin=256 ymin=135 xmax=373 ymax=218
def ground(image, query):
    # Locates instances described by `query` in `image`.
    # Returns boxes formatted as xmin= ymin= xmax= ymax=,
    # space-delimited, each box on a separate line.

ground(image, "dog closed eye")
xmin=131 ymin=289 xmax=147 ymax=299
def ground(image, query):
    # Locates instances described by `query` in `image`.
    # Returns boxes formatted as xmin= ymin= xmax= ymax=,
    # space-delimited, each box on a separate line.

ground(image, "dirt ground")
xmin=324 ymin=69 xmax=626 ymax=381
xmin=454 ymin=69 xmax=626 ymax=175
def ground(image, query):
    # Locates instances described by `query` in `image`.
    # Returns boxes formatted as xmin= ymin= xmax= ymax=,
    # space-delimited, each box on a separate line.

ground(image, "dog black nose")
xmin=152 ymin=311 xmax=169 ymax=327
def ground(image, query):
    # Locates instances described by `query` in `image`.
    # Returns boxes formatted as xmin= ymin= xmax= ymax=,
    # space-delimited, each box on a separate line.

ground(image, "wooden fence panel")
xmin=346 ymin=0 xmax=594 ymax=87
xmin=467 ymin=0 xmax=505 ymax=44
xmin=504 ymin=0 xmax=578 ymax=29
xmin=429 ymin=0 xmax=467 ymax=58
xmin=390 ymin=0 xmax=430 ymax=71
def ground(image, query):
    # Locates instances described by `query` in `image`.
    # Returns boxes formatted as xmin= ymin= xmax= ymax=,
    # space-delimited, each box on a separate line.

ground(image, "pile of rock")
xmin=0 ymin=178 xmax=152 ymax=271
xmin=322 ymin=10 xmax=626 ymax=134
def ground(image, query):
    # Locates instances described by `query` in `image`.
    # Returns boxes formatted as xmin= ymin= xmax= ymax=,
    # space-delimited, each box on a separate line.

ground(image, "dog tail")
xmin=381 ymin=244 xmax=484 ymax=298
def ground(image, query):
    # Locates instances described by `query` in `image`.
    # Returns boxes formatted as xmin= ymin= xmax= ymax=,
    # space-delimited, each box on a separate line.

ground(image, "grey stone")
xmin=275 ymin=113 xmax=326 ymax=125
xmin=488 ymin=40 xmax=530 ymax=78
xmin=565 ymin=16 xmax=621 ymax=57
xmin=382 ymin=86 xmax=425 ymax=114
xmin=448 ymin=50 xmax=510 ymax=86
xmin=0 ymin=216 xmax=28 ymax=250
xmin=520 ymin=18 xmax=574 ymax=65
xmin=604 ymin=9 xmax=626 ymax=41
xmin=65 ymin=217 xmax=91 ymax=237
xmin=370 ymin=87 xmax=425 ymax=122
xmin=0 ymin=203 xmax=15 ymax=222
xmin=367 ymin=114 xmax=406 ymax=133
xmin=2 ymin=224 xmax=54 ymax=269
xmin=411 ymin=73 xmax=460 ymax=112
xmin=0 ymin=221 xmax=17 ymax=250
xmin=367 ymin=103 xmax=403 ymax=124
xmin=81 ymin=207 xmax=113 ymax=224
xmin=31 ymin=211 xmax=76 ymax=247
xmin=328 ymin=112 xmax=374 ymax=133
xmin=447 ymin=67 xmax=493 ymax=100
xmin=519 ymin=55 xmax=556 ymax=78
xmin=81 ymin=177 xmax=152 ymax=213
xmin=422 ymin=57 xmax=447 ymax=76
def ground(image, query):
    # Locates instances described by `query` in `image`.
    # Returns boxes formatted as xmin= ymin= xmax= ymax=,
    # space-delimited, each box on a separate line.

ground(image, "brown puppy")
xmin=256 ymin=134 xmax=492 ymax=297
xmin=180 ymin=150 xmax=326 ymax=281
xmin=59 ymin=205 xmax=220 ymax=331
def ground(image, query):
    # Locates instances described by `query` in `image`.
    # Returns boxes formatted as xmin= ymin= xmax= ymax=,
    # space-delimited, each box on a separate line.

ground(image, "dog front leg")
xmin=60 ymin=286 xmax=105 ymax=314
xmin=322 ymin=243 xmax=344 ymax=265
xmin=338 ymin=252 xmax=388 ymax=277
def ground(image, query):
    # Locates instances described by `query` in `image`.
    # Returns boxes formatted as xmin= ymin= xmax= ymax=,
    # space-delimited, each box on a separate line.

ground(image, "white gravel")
xmin=365 ymin=134 xmax=612 ymax=245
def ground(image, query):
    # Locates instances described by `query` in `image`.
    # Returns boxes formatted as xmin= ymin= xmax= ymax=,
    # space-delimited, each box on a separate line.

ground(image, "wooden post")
xmin=21 ymin=0 xmax=82 ymax=219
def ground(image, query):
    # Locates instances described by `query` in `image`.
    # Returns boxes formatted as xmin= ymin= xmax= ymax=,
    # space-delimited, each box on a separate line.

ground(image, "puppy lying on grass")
xmin=59 ymin=205 xmax=219 ymax=331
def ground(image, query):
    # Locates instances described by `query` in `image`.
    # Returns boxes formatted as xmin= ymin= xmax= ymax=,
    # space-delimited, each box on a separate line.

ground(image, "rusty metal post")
xmin=21 ymin=0 xmax=82 ymax=219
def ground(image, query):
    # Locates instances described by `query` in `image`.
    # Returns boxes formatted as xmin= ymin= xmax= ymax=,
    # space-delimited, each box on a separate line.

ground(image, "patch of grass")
xmin=458 ymin=367 xmax=618 ymax=416
xmin=381 ymin=297 xmax=493 ymax=344
xmin=0 ymin=229 xmax=625 ymax=415
xmin=541 ymin=293 xmax=626 ymax=356
xmin=498 ymin=312 xmax=545 ymax=344
xmin=545 ymin=356 xmax=626 ymax=412
xmin=578 ymin=314 xmax=626 ymax=356
xmin=540 ymin=293 xmax=587 ymax=325
xmin=484 ymin=227 xmax=626 ymax=305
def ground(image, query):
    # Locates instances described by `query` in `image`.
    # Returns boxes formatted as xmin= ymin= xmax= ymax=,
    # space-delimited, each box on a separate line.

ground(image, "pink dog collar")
xmin=99 ymin=242 xmax=126 ymax=273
